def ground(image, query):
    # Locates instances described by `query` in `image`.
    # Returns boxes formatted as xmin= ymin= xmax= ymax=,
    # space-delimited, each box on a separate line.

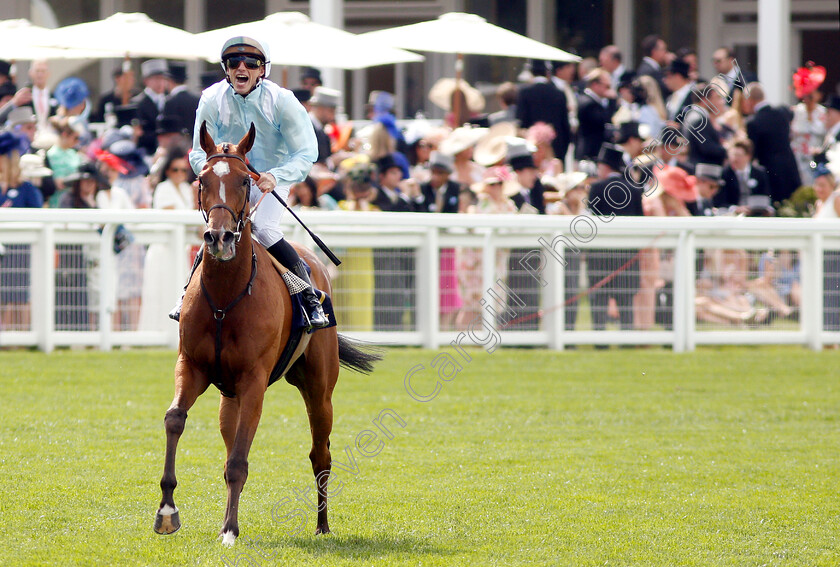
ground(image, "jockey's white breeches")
xmin=248 ymin=182 xmax=289 ymax=247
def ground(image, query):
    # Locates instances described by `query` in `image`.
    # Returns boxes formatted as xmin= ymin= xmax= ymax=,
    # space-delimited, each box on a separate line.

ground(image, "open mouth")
xmin=234 ymin=74 xmax=250 ymax=88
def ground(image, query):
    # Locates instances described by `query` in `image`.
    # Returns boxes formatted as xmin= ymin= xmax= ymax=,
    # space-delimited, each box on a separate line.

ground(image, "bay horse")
xmin=153 ymin=122 xmax=380 ymax=545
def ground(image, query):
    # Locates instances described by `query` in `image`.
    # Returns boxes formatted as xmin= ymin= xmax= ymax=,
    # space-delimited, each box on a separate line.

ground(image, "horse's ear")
xmin=199 ymin=121 xmax=216 ymax=156
xmin=237 ymin=123 xmax=256 ymax=156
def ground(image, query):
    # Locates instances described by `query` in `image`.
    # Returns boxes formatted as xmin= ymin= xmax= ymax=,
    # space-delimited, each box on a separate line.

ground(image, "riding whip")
xmin=246 ymin=164 xmax=342 ymax=266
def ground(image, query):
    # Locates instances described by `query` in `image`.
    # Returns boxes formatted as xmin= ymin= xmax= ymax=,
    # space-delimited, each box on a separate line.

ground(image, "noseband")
xmin=198 ymin=152 xmax=258 ymax=242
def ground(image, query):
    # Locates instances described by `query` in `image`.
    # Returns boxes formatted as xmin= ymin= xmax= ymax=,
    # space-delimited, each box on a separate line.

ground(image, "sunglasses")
xmin=224 ymin=55 xmax=264 ymax=70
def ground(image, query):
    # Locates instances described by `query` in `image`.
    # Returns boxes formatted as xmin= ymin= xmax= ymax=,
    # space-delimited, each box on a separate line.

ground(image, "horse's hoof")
xmin=315 ymin=525 xmax=331 ymax=535
xmin=220 ymin=531 xmax=237 ymax=547
xmin=154 ymin=505 xmax=181 ymax=535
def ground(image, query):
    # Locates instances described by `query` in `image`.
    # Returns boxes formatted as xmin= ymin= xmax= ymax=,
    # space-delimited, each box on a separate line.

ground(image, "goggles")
xmin=223 ymin=55 xmax=265 ymax=70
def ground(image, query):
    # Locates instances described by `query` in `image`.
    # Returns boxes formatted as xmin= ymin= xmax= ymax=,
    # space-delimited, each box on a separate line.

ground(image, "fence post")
xmin=805 ymin=233 xmax=824 ymax=351
xmin=99 ymin=224 xmax=117 ymax=351
xmin=546 ymin=232 xmax=566 ymax=350
xmin=418 ymin=227 xmax=439 ymax=349
xmin=34 ymin=225 xmax=55 ymax=353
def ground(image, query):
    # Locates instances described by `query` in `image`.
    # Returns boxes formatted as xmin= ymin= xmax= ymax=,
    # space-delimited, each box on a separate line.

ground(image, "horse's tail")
xmin=337 ymin=334 xmax=383 ymax=374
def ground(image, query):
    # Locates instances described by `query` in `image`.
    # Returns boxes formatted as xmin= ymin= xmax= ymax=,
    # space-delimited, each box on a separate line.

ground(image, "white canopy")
xmin=0 ymin=19 xmax=113 ymax=60
xmin=33 ymin=12 xmax=204 ymax=60
xmin=360 ymin=12 xmax=580 ymax=62
xmin=196 ymin=12 xmax=425 ymax=70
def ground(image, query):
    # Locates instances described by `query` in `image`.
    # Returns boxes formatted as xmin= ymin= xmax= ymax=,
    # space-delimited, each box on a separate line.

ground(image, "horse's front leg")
xmin=219 ymin=380 xmax=266 ymax=546
xmin=154 ymin=358 xmax=209 ymax=534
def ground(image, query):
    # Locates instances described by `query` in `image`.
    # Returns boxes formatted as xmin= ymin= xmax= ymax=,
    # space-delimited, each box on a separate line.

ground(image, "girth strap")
xmin=199 ymin=251 xmax=258 ymax=397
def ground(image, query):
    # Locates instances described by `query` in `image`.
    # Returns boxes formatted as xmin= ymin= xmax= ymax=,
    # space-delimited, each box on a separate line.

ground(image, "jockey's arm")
xmin=263 ymin=89 xmax=318 ymax=192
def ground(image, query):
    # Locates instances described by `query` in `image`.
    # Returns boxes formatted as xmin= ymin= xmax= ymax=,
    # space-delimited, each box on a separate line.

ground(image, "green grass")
xmin=1 ymin=346 xmax=839 ymax=566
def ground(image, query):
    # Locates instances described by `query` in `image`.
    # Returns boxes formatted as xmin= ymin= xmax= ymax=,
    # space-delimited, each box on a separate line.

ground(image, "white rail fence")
xmin=0 ymin=209 xmax=838 ymax=352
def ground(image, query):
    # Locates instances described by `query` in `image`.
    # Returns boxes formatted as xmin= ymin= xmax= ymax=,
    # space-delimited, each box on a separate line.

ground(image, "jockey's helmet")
xmin=220 ymin=36 xmax=272 ymax=77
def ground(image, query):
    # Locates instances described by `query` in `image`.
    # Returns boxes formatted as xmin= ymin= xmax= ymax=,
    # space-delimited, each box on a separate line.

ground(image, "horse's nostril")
xmin=204 ymin=231 xmax=216 ymax=245
xmin=222 ymin=231 xmax=236 ymax=245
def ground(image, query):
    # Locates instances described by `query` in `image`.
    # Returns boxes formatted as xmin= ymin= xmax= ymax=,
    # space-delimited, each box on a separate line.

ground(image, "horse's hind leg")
xmin=219 ymin=382 xmax=266 ymax=546
xmin=296 ymin=331 xmax=340 ymax=534
xmin=155 ymin=358 xmax=209 ymax=534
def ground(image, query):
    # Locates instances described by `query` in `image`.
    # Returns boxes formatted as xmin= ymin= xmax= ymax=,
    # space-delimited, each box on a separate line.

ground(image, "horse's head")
xmin=198 ymin=121 xmax=258 ymax=261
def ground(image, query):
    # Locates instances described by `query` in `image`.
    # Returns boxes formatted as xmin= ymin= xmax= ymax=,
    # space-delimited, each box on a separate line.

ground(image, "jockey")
xmin=169 ymin=35 xmax=328 ymax=330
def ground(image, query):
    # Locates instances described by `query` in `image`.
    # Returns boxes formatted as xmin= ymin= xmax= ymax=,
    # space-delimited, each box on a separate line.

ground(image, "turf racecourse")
xmin=0 ymin=346 xmax=838 ymax=566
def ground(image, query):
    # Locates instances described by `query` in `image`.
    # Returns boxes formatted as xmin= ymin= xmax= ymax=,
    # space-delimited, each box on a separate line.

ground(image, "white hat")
xmin=428 ymin=151 xmax=454 ymax=172
xmin=310 ymin=86 xmax=342 ymax=108
xmin=473 ymin=122 xmax=518 ymax=166
xmin=438 ymin=125 xmax=487 ymax=156
xmin=19 ymin=153 xmax=52 ymax=178
xmin=428 ymin=78 xmax=485 ymax=113
xmin=141 ymin=59 xmax=170 ymax=79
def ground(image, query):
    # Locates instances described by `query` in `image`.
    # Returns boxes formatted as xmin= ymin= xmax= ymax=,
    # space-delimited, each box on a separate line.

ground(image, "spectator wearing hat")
xmin=576 ymin=69 xmax=617 ymax=161
xmin=691 ymin=163 xmax=724 ymax=216
xmin=132 ymin=59 xmax=171 ymax=156
xmin=636 ymin=35 xmax=670 ymax=98
xmin=373 ymin=154 xmax=412 ymax=212
xmin=506 ymin=137 xmax=546 ymax=214
xmin=309 ymin=86 xmax=340 ymax=164
xmin=300 ymin=67 xmax=322 ymax=94
xmin=791 ymin=63 xmax=827 ymax=184
xmin=5 ymin=107 xmax=37 ymax=148
xmin=664 ymin=59 xmax=694 ymax=121
xmin=717 ymin=139 xmax=771 ymax=211
xmin=93 ymin=67 xmax=138 ymax=123
xmin=812 ymin=164 xmax=840 ymax=331
xmin=414 ymin=151 xmax=459 ymax=213
xmin=54 ymin=77 xmax=92 ymax=141
xmin=438 ymin=125 xmax=487 ymax=187
xmin=587 ymin=143 xmax=643 ymax=334
xmin=0 ymin=131 xmax=44 ymax=330
xmin=742 ymin=82 xmax=801 ymax=203
xmin=516 ymin=59 xmax=571 ymax=165
xmin=162 ymin=61 xmax=200 ymax=141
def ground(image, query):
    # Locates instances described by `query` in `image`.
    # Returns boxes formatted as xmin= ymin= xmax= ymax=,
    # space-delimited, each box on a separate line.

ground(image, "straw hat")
xmin=470 ymin=165 xmax=517 ymax=195
xmin=541 ymin=171 xmax=588 ymax=199
xmin=438 ymin=125 xmax=487 ymax=156
xmin=473 ymin=122 xmax=518 ymax=166
xmin=428 ymin=78 xmax=485 ymax=113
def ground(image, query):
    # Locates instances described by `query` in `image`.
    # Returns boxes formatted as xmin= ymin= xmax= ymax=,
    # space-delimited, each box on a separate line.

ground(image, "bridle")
xmin=198 ymin=152 xmax=261 ymax=242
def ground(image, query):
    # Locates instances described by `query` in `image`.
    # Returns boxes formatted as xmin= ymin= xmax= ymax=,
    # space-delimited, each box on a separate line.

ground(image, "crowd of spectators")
xmin=0 ymin=34 xmax=838 ymax=337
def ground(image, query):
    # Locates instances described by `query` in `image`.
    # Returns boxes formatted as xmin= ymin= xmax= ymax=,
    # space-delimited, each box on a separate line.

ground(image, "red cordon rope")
xmin=499 ymin=232 xmax=667 ymax=329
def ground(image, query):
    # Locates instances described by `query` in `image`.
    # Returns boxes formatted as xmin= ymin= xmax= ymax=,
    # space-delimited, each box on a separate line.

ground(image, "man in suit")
xmin=712 ymin=47 xmax=756 ymax=97
xmin=743 ymin=82 xmax=801 ymax=204
xmin=24 ymin=60 xmax=57 ymax=132
xmin=162 ymin=62 xmax=200 ymax=140
xmin=551 ymin=61 xmax=578 ymax=136
xmin=413 ymin=151 xmax=460 ymax=213
xmin=636 ymin=35 xmax=670 ymax=98
xmin=680 ymin=82 xmax=727 ymax=167
xmin=300 ymin=67 xmax=322 ymax=95
xmin=132 ymin=59 xmax=170 ymax=156
xmin=599 ymin=45 xmax=626 ymax=89
xmin=664 ymin=59 xmax=694 ymax=121
xmin=575 ymin=69 xmax=617 ymax=161
xmin=308 ymin=86 xmax=340 ymax=165
xmin=586 ymin=143 xmax=644 ymax=334
xmin=93 ymin=67 xmax=138 ymax=123
xmin=516 ymin=59 xmax=571 ymax=163
xmin=372 ymin=155 xmax=414 ymax=331
xmin=816 ymin=95 xmax=840 ymax=160
xmin=691 ymin=163 xmax=724 ymax=216
xmin=715 ymin=139 xmax=772 ymax=211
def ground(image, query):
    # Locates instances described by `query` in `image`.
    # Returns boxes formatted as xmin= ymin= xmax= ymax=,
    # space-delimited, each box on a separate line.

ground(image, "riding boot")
xmin=266 ymin=240 xmax=328 ymax=331
xmin=168 ymin=247 xmax=204 ymax=322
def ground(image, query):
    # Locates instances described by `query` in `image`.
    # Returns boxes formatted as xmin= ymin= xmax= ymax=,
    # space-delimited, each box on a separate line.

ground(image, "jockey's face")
xmin=223 ymin=45 xmax=266 ymax=96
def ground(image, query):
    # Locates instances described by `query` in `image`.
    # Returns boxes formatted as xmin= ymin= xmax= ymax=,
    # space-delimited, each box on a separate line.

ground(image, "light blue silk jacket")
xmin=190 ymin=79 xmax=317 ymax=187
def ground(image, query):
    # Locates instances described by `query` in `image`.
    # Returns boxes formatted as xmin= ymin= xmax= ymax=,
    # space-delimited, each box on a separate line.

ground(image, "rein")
xmin=199 ymin=250 xmax=258 ymax=398
xmin=198 ymin=152 xmax=262 ymax=242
